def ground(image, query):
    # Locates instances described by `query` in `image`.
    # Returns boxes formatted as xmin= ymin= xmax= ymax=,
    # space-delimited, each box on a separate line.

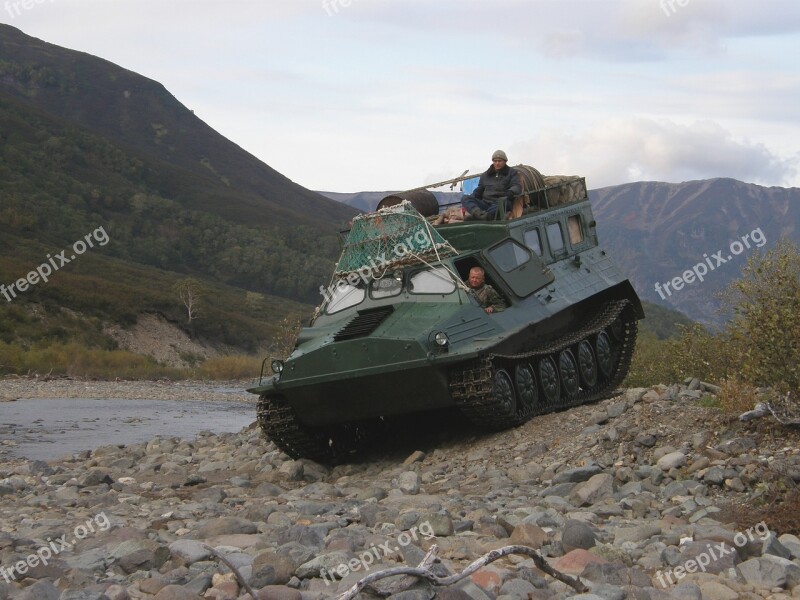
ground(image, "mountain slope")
xmin=590 ymin=178 xmax=800 ymax=322
xmin=0 ymin=24 xmax=355 ymax=227
xmin=318 ymin=190 xmax=462 ymax=214
xmin=0 ymin=25 xmax=362 ymax=353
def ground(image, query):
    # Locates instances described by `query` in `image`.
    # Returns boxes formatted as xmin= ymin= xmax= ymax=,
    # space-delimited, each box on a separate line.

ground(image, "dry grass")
xmin=0 ymin=342 xmax=266 ymax=381
xmin=0 ymin=341 xmax=187 ymax=379
xmin=717 ymin=377 xmax=760 ymax=415
xmin=718 ymin=488 xmax=800 ymax=536
xmin=196 ymin=355 xmax=264 ymax=380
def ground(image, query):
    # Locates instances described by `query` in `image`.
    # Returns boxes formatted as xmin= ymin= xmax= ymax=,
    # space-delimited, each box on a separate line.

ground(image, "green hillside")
xmin=637 ymin=300 xmax=694 ymax=339
xmin=0 ymin=89 xmax=329 ymax=352
xmin=0 ymin=25 xmax=360 ymax=361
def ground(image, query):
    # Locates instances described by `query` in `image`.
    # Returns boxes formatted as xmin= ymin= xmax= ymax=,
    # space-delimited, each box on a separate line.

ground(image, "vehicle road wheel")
xmin=538 ymin=356 xmax=560 ymax=406
xmin=514 ymin=362 xmax=538 ymax=414
xmin=577 ymin=340 xmax=598 ymax=387
xmin=596 ymin=331 xmax=615 ymax=379
xmin=558 ymin=349 xmax=579 ymax=400
xmin=609 ymin=316 xmax=625 ymax=342
xmin=493 ymin=369 xmax=517 ymax=417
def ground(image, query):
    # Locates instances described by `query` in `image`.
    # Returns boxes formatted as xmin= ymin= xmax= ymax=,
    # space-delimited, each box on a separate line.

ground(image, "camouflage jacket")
xmin=470 ymin=283 xmax=507 ymax=312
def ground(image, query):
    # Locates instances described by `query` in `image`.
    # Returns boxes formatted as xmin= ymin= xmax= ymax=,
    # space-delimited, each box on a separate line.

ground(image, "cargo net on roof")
xmin=334 ymin=201 xmax=457 ymax=279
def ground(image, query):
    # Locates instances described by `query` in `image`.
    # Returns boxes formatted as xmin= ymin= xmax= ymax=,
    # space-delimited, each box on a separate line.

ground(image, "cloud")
xmin=343 ymin=0 xmax=800 ymax=61
xmin=665 ymin=71 xmax=800 ymax=122
xmin=5 ymin=0 xmax=799 ymax=191
xmin=512 ymin=118 xmax=798 ymax=188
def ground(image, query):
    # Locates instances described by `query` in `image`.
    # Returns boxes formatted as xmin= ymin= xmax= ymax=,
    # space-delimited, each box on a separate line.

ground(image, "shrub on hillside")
xmin=270 ymin=315 xmax=302 ymax=361
xmin=723 ymin=238 xmax=800 ymax=391
xmin=626 ymin=239 xmax=800 ymax=405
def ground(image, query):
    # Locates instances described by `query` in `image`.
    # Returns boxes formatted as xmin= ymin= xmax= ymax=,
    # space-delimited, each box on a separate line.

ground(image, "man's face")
xmin=492 ymin=159 xmax=507 ymax=170
xmin=468 ymin=269 xmax=485 ymax=288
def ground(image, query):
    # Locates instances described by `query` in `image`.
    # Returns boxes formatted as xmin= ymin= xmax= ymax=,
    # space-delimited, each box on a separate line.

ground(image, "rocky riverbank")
xmin=1 ymin=383 xmax=800 ymax=600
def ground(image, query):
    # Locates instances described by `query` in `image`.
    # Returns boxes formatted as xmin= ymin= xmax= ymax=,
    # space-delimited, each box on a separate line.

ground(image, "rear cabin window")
xmin=567 ymin=215 xmax=584 ymax=245
xmin=488 ymin=240 xmax=531 ymax=272
xmin=547 ymin=223 xmax=565 ymax=254
xmin=523 ymin=229 xmax=543 ymax=256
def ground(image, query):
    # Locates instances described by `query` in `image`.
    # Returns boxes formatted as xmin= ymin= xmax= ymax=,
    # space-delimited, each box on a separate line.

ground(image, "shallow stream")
xmin=0 ymin=397 xmax=255 ymax=461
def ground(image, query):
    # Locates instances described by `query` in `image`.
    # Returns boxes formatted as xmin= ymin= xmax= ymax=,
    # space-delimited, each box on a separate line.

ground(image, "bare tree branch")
xmin=336 ymin=544 xmax=588 ymax=600
xmin=361 ymin=544 xmax=439 ymax=598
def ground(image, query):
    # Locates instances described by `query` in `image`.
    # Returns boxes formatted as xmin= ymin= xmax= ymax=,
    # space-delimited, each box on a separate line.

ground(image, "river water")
xmin=0 ymin=397 xmax=255 ymax=461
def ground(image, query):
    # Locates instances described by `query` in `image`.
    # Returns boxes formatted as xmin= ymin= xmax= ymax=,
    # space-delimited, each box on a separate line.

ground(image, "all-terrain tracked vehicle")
xmin=248 ymin=166 xmax=644 ymax=461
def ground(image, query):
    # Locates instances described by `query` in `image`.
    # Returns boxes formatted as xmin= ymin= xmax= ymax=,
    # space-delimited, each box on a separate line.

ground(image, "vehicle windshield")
xmin=325 ymin=283 xmax=365 ymax=314
xmin=409 ymin=267 xmax=457 ymax=294
xmin=371 ymin=272 xmax=403 ymax=298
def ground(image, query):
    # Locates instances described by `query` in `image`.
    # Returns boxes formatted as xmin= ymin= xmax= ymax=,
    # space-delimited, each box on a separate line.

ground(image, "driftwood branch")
xmin=337 ymin=544 xmax=587 ymax=600
xmin=767 ymin=392 xmax=800 ymax=425
xmin=202 ymin=544 xmax=258 ymax=599
xmin=739 ymin=393 xmax=800 ymax=426
xmin=362 ymin=545 xmax=439 ymax=597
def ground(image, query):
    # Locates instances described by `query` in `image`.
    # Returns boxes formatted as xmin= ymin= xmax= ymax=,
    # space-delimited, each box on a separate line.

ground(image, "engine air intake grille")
xmin=333 ymin=306 xmax=394 ymax=341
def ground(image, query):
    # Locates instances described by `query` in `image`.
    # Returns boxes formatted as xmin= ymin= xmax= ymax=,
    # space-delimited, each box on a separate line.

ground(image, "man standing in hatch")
xmin=467 ymin=266 xmax=507 ymax=314
xmin=461 ymin=150 xmax=521 ymax=220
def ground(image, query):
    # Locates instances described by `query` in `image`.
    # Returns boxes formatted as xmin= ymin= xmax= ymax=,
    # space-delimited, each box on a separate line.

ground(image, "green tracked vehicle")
xmin=248 ymin=167 xmax=644 ymax=461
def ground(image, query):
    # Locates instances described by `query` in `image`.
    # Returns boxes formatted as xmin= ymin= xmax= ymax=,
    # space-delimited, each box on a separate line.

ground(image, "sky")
xmin=2 ymin=0 xmax=800 ymax=193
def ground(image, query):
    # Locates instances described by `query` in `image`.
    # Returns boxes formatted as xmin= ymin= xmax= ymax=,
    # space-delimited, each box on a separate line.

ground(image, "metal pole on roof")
xmin=402 ymin=170 xmax=477 ymax=193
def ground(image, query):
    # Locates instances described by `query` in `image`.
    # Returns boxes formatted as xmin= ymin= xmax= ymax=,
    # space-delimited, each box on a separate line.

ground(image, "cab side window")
xmin=484 ymin=239 xmax=552 ymax=297
xmin=523 ymin=228 xmax=543 ymax=256
xmin=488 ymin=239 xmax=531 ymax=272
xmin=547 ymin=222 xmax=565 ymax=255
xmin=567 ymin=214 xmax=584 ymax=245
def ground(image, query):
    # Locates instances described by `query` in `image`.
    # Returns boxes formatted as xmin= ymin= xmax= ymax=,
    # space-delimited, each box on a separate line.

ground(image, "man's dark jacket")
xmin=473 ymin=164 xmax=521 ymax=205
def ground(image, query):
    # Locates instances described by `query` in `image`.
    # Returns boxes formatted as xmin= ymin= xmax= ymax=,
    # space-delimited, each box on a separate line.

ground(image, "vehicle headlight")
xmin=434 ymin=332 xmax=449 ymax=347
xmin=271 ymin=359 xmax=284 ymax=374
